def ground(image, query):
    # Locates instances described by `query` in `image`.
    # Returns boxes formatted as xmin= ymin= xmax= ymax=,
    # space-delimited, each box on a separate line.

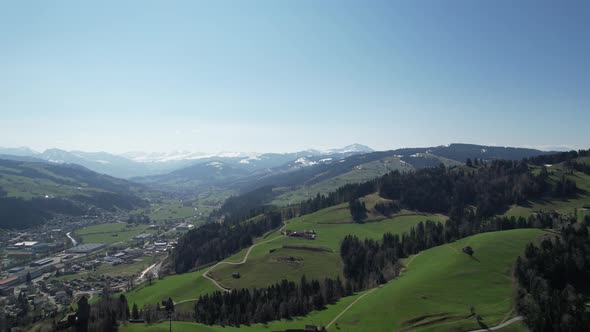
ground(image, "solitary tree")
xmin=132 ymin=303 xmax=139 ymax=320
xmin=466 ymin=158 xmax=473 ymax=167
xmin=463 ymin=246 xmax=474 ymax=256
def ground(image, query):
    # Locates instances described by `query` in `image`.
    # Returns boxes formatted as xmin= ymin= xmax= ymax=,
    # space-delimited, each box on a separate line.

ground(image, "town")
xmin=0 ymin=207 xmax=199 ymax=328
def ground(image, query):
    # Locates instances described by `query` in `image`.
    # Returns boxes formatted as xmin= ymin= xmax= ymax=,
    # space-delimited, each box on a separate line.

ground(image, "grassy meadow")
xmin=74 ymin=222 xmax=151 ymax=245
xmin=333 ymin=228 xmax=548 ymax=332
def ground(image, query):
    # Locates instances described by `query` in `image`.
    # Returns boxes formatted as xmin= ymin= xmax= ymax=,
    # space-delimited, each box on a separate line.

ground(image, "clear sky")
xmin=0 ymin=0 xmax=588 ymax=153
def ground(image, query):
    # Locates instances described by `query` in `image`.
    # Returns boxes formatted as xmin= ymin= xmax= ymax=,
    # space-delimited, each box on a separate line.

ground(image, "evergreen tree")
xmin=131 ymin=303 xmax=139 ymax=320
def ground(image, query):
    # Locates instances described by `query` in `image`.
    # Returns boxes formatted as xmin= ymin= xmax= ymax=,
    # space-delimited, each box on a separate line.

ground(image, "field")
xmin=74 ymin=222 xmax=152 ymax=245
xmin=271 ymin=156 xmax=413 ymax=206
xmin=208 ymin=246 xmax=343 ymax=289
xmin=204 ymin=197 xmax=446 ymax=291
xmin=124 ymin=194 xmax=446 ymax=310
xmin=55 ymin=259 xmax=158 ymax=283
xmin=123 ymin=269 xmax=218 ymax=309
xmin=503 ymin=167 xmax=590 ymax=219
xmin=121 ymin=290 xmax=369 ymax=332
xmin=333 ymin=228 xmax=548 ymax=331
xmin=0 ymin=164 xmax=104 ymax=199
xmin=120 ymin=229 xmax=543 ymax=332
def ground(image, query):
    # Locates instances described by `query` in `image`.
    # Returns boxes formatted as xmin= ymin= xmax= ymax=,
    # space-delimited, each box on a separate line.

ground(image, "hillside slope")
xmin=0 ymin=158 xmax=148 ymax=229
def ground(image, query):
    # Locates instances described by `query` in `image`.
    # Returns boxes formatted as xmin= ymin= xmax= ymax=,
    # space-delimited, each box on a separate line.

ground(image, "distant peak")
xmin=326 ymin=144 xmax=374 ymax=154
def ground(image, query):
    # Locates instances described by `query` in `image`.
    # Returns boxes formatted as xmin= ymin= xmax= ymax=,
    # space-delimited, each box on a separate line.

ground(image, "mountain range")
xmin=0 ymin=144 xmax=374 ymax=179
xmin=0 ymin=143 xmax=560 ymax=228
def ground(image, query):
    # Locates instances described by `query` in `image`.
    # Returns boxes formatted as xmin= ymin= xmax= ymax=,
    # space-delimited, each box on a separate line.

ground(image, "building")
xmin=31 ymin=257 xmax=54 ymax=267
xmin=13 ymin=241 xmax=38 ymax=249
xmin=285 ymin=230 xmax=317 ymax=240
xmin=31 ymin=243 xmax=51 ymax=253
xmin=7 ymin=266 xmax=25 ymax=273
xmin=134 ymin=233 xmax=152 ymax=240
xmin=0 ymin=276 xmax=19 ymax=294
xmin=66 ymin=243 xmax=107 ymax=254
xmin=176 ymin=223 xmax=194 ymax=231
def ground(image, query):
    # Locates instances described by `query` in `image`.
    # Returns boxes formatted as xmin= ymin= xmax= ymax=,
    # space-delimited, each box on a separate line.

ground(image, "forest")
xmin=515 ymin=222 xmax=590 ymax=332
xmin=172 ymin=211 xmax=283 ymax=273
xmin=340 ymin=212 xmax=566 ymax=292
xmin=193 ymin=276 xmax=345 ymax=326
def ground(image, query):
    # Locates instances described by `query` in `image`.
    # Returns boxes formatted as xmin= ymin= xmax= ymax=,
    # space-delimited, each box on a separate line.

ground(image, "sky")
xmin=0 ymin=0 xmax=588 ymax=154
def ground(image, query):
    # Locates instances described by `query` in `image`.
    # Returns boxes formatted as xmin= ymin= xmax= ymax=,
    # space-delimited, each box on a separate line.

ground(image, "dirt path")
xmin=465 ymin=316 xmax=524 ymax=332
xmin=202 ymin=222 xmax=289 ymax=292
xmin=325 ymin=252 xmax=422 ymax=330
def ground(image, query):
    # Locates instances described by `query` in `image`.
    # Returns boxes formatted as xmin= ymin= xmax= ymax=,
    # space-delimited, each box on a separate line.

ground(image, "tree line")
xmin=515 ymin=222 xmax=590 ymax=331
xmin=341 ymin=212 xmax=569 ymax=292
xmin=172 ymin=211 xmax=282 ymax=273
xmin=525 ymin=148 xmax=589 ymax=166
xmin=193 ymin=276 xmax=345 ymax=326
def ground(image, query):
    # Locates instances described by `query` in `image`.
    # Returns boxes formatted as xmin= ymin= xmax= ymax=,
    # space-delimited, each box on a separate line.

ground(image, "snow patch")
xmin=294 ymin=157 xmax=317 ymax=167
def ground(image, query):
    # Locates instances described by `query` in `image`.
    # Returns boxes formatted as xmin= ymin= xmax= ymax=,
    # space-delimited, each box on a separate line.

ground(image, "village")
xmin=0 ymin=211 xmax=197 ymax=328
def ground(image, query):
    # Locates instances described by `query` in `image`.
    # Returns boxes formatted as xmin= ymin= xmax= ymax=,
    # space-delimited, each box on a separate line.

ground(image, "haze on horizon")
xmin=1 ymin=1 xmax=589 ymax=154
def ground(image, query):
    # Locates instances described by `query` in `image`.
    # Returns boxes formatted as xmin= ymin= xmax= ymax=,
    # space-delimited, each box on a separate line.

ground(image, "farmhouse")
xmin=284 ymin=230 xmax=317 ymax=240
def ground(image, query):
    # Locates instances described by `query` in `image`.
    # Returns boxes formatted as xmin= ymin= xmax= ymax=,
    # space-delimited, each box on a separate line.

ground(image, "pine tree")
xmin=131 ymin=303 xmax=139 ymax=319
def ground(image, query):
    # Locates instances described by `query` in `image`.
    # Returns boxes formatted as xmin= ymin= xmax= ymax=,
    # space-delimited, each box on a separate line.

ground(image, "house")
xmin=285 ymin=230 xmax=317 ymax=240
xmin=232 ymin=272 xmax=240 ymax=279
xmin=134 ymin=233 xmax=152 ymax=240
xmin=176 ymin=223 xmax=194 ymax=231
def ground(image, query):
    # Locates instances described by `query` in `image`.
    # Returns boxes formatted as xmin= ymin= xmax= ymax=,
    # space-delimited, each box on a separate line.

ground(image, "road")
xmin=466 ymin=316 xmax=524 ymax=332
xmin=136 ymin=259 xmax=165 ymax=284
xmin=66 ymin=232 xmax=77 ymax=246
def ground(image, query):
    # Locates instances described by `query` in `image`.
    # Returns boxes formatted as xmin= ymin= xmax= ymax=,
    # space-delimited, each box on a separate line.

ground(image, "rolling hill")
xmin=137 ymin=143 xmax=555 ymax=208
xmin=0 ymin=158 xmax=148 ymax=229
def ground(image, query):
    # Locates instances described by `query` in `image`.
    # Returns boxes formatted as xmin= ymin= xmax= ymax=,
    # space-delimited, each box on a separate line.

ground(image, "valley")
xmin=1 ymin=145 xmax=589 ymax=332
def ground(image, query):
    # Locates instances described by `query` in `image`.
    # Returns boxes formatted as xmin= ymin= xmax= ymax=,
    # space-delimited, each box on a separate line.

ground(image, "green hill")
xmin=121 ymin=229 xmax=545 ymax=332
xmin=0 ymin=158 xmax=147 ymax=228
xmin=333 ymin=228 xmax=548 ymax=331
xmin=503 ymin=165 xmax=590 ymax=219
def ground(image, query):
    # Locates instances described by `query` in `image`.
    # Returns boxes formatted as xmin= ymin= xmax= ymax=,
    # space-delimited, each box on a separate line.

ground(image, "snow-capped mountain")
xmin=0 ymin=144 xmax=374 ymax=179
xmin=325 ymin=144 xmax=374 ymax=154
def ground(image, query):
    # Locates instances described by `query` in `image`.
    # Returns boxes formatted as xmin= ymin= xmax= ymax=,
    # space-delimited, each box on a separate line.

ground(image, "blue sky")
xmin=0 ymin=0 xmax=588 ymax=153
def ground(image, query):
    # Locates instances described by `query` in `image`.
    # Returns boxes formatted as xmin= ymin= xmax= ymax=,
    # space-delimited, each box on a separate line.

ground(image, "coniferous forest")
xmin=515 ymin=223 xmax=590 ymax=331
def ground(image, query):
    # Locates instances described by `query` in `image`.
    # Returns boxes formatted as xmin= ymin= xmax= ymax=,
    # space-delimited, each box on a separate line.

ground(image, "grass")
xmin=271 ymin=156 xmax=414 ymax=206
xmin=503 ymin=168 xmax=590 ymax=219
xmin=120 ymin=290 xmax=370 ymax=332
xmin=208 ymin=247 xmax=343 ymax=289
xmin=280 ymin=203 xmax=446 ymax=251
xmin=123 ymin=269 xmax=218 ymax=309
xmin=333 ymin=228 xmax=548 ymax=332
xmin=204 ymin=197 xmax=446 ymax=291
xmin=121 ymin=229 xmax=542 ymax=332
xmin=75 ymin=222 xmax=149 ymax=245
xmin=122 ymin=193 xmax=442 ymax=312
